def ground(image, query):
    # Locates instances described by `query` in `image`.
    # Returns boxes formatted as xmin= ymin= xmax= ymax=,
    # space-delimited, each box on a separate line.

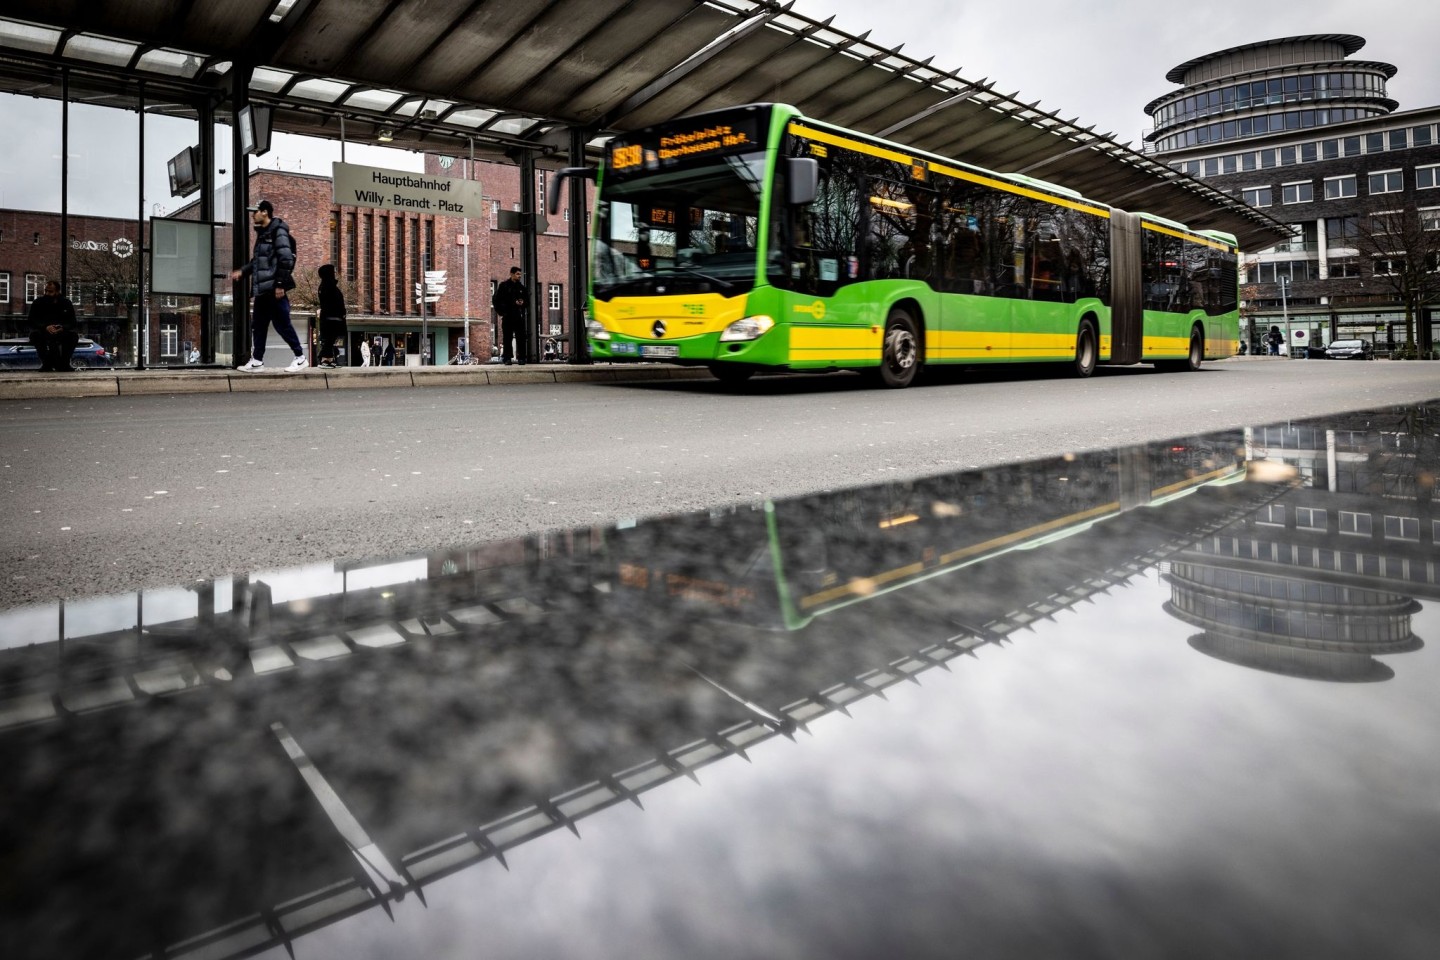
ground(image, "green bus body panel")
xmin=589 ymin=104 xmax=1239 ymax=373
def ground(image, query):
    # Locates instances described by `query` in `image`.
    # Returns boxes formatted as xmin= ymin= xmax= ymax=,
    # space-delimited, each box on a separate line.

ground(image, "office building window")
xmin=67 ymin=281 xmax=82 ymax=304
xmin=25 ymin=273 xmax=44 ymax=302
xmin=1368 ymin=170 xmax=1403 ymax=195
xmin=1372 ymin=256 xmax=1404 ymax=277
xmin=537 ymin=172 xmax=545 ymax=217
xmin=548 ymin=283 xmax=561 ymax=311
xmin=1260 ymin=504 xmax=1286 ymax=526
xmin=1384 ymin=516 xmax=1419 ymax=541
xmin=1295 ymin=507 xmax=1326 ymax=531
xmin=330 ymin=213 xmax=340 ymax=269
xmin=396 ymin=217 xmax=407 ymax=314
xmin=95 ymin=284 xmax=113 ymax=306
xmin=1281 ymin=181 xmax=1313 ymax=204
xmin=0 ymin=271 xmax=8 ymax=303
xmin=490 ymin=200 xmax=498 ymax=229
xmin=160 ymin=322 xmax=178 ymax=357
xmin=1242 ymin=186 xmax=1272 ymax=207
xmin=1417 ymin=164 xmax=1439 ymax=191
xmin=1324 ymin=175 xmax=1357 ymax=200
xmin=1329 ymin=261 xmax=1361 ymax=279
xmin=1338 ymin=511 xmax=1372 ymax=536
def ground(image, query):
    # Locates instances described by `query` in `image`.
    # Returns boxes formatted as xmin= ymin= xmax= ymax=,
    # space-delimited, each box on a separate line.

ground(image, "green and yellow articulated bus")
xmin=576 ymin=103 xmax=1239 ymax=386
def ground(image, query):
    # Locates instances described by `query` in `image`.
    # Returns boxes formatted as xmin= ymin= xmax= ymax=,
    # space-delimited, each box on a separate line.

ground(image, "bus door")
xmin=1109 ymin=209 xmax=1143 ymax=364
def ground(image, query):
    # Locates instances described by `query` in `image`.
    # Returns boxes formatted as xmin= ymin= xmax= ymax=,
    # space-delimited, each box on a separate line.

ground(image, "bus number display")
xmin=611 ymin=143 xmax=644 ymax=171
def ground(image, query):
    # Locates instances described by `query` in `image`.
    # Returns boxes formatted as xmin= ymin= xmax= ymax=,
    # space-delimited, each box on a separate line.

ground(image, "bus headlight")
xmin=586 ymin=318 xmax=611 ymax=341
xmin=719 ymin=315 xmax=774 ymax=342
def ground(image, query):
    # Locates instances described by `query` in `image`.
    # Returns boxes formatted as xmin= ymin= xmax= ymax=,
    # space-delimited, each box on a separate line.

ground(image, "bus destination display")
xmin=607 ymin=111 xmax=765 ymax=178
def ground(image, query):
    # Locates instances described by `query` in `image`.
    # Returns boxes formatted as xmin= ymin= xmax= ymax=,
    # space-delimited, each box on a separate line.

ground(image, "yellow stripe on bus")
xmin=799 ymin=500 xmax=1121 ymax=610
xmin=787 ymin=122 xmax=1112 ymax=219
xmin=1140 ymin=221 xmax=1235 ymax=252
xmin=790 ymin=324 xmax=880 ymax=357
xmin=1142 ymin=335 xmax=1189 ymax=355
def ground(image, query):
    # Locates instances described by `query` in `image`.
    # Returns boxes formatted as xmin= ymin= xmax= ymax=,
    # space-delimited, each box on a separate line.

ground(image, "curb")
xmin=0 ymin=363 xmax=713 ymax=401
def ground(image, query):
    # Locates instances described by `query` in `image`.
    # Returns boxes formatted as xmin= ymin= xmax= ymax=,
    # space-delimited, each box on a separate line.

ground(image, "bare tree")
xmin=1333 ymin=204 xmax=1440 ymax=356
xmin=68 ymin=243 xmax=143 ymax=321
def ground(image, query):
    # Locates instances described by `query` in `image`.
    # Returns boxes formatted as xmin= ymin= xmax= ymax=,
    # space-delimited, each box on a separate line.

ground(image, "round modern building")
xmin=1145 ymin=35 xmax=1398 ymax=153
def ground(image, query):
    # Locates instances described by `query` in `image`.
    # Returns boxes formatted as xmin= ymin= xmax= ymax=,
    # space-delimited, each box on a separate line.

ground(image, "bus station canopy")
xmin=0 ymin=0 xmax=1292 ymax=249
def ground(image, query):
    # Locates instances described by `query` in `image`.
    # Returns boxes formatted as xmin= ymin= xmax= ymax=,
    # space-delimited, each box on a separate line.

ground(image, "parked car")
xmin=1325 ymin=339 xmax=1375 ymax=360
xmin=0 ymin=337 xmax=115 ymax=370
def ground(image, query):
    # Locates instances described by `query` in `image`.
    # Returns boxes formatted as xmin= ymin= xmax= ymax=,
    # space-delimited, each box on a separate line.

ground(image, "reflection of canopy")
xmin=0 ymin=0 xmax=1290 ymax=248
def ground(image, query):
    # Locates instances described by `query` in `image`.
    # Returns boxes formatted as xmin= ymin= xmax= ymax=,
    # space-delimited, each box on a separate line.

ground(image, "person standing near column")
xmin=492 ymin=266 xmax=528 ymax=365
xmin=231 ymin=199 xmax=306 ymax=372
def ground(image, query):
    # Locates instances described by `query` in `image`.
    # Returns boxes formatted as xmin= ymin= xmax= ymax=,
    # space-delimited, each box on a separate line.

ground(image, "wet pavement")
xmin=2 ymin=401 xmax=1439 ymax=959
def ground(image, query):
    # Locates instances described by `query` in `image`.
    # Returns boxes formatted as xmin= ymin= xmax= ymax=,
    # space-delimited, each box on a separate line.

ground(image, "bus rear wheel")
xmin=876 ymin=307 xmax=921 ymax=388
xmin=1158 ymin=325 xmax=1203 ymax=372
xmin=1072 ymin=319 xmax=1098 ymax=378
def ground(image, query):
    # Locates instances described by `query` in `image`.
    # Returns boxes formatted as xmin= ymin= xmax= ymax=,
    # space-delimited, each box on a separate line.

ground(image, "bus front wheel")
xmin=877 ymin=308 xmax=921 ymax=388
xmin=708 ymin=363 xmax=754 ymax=384
xmin=1073 ymin=319 xmax=1098 ymax=378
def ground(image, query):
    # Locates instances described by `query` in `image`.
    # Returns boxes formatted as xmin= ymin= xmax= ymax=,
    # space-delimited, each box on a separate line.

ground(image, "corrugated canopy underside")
xmin=0 ymin=0 xmax=1291 ymax=248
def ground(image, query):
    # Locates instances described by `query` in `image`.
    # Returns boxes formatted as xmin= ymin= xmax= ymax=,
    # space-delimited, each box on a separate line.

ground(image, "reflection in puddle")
xmin=0 ymin=404 xmax=1436 ymax=959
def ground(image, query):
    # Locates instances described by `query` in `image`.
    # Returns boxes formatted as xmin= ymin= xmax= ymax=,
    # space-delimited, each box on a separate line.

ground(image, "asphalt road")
xmin=4 ymin=357 xmax=1438 ymax=605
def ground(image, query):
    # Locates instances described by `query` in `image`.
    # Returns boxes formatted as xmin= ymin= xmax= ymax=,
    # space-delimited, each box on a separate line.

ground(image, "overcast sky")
xmin=787 ymin=0 xmax=1440 ymax=148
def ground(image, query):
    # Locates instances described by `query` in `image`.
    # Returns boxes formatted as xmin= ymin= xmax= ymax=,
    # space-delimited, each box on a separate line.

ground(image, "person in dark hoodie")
xmin=231 ymin=199 xmax=305 ymax=372
xmin=315 ymin=263 xmax=348 ymax=368
xmin=27 ymin=280 xmax=80 ymax=372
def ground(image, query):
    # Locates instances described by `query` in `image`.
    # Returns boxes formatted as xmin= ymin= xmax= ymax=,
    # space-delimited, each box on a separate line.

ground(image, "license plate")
xmin=640 ymin=345 xmax=679 ymax=358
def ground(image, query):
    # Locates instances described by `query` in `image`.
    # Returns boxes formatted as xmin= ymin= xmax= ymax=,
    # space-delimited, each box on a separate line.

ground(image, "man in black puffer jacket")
xmin=231 ymin=199 xmax=306 ymax=372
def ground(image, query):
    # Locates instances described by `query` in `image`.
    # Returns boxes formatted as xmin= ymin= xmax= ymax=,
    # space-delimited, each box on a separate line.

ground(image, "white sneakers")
xmin=237 ymin=355 xmax=308 ymax=372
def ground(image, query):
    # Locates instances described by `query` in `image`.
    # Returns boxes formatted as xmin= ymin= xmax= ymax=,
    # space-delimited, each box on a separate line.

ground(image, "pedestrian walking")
xmin=316 ymin=263 xmax=348 ymax=368
xmin=1267 ymin=326 xmax=1283 ymax=356
xmin=27 ymin=280 xmax=80 ymax=372
xmin=383 ymin=338 xmax=395 ymax=367
xmin=360 ymin=338 xmax=371 ymax=367
xmin=231 ymin=199 xmax=306 ymax=372
xmin=492 ymin=266 xmax=528 ymax=364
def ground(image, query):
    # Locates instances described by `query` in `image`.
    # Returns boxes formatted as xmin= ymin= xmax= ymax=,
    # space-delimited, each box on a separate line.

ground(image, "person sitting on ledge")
xmin=28 ymin=280 xmax=80 ymax=372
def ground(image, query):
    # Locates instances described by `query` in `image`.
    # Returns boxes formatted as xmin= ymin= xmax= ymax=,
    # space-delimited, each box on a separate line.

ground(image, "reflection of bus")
xmin=611 ymin=439 xmax=1250 ymax=630
xmin=576 ymin=103 xmax=1238 ymax=386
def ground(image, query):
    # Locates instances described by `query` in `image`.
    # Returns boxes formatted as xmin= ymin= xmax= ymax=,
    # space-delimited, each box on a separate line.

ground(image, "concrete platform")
xmin=0 ymin=362 xmax=712 ymax=401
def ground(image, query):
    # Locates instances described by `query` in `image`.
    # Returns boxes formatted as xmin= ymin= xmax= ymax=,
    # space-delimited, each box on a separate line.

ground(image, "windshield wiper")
xmin=670 ymin=263 xmax=734 ymax=290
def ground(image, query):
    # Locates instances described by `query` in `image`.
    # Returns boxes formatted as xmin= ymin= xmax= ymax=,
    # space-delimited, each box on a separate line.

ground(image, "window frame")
xmin=1242 ymin=185 xmax=1273 ymax=208
xmin=1324 ymin=175 xmax=1357 ymax=200
xmin=24 ymin=273 xmax=45 ymax=302
xmin=1367 ymin=169 xmax=1403 ymax=195
xmin=1417 ymin=164 xmax=1440 ymax=191
xmin=160 ymin=322 xmax=179 ymax=358
xmin=1281 ymin=180 xmax=1314 ymax=205
xmin=0 ymin=271 xmax=9 ymax=303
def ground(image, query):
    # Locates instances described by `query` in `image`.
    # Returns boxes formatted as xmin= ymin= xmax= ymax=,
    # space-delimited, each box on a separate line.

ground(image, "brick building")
xmin=0 ymin=210 xmax=204 ymax=365
xmin=1147 ymin=35 xmax=1440 ymax=355
xmin=243 ymin=158 xmax=591 ymax=365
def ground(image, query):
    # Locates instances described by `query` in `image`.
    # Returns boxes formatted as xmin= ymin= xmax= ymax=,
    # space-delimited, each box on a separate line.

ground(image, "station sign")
xmin=333 ymin=162 xmax=484 ymax=218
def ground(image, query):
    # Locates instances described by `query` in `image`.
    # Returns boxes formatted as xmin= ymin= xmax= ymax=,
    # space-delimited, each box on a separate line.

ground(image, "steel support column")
xmin=568 ymin=127 xmax=590 ymax=364
xmin=232 ymin=64 xmax=252 ymax=365
xmin=519 ymin=150 xmax=538 ymax=364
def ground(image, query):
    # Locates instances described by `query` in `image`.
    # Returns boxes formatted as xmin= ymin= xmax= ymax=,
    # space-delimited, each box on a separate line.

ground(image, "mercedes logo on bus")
xmin=652 ymin=320 xmax=666 ymax=338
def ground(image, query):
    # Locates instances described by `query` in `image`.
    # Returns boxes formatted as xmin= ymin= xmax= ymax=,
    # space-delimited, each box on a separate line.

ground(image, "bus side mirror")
xmin=548 ymin=166 xmax=596 ymax=217
xmin=786 ymin=158 xmax=818 ymax=206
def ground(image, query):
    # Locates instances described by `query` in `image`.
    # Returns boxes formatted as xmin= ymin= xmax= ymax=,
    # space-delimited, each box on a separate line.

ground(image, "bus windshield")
xmin=594 ymin=152 xmax=769 ymax=299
